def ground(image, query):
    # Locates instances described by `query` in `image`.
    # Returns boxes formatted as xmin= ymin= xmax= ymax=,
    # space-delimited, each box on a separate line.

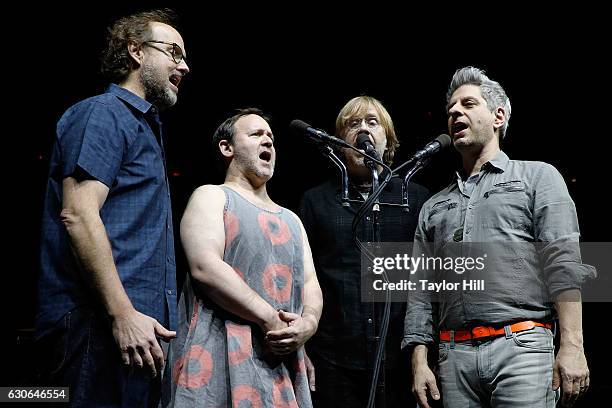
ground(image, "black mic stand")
xmin=365 ymin=156 xmax=380 ymax=211
xmin=317 ymin=141 xmax=392 ymax=408
xmin=358 ymin=156 xmax=435 ymax=408
xmin=319 ymin=145 xmax=351 ymax=206
xmin=315 ymin=136 xmax=435 ymax=408
xmin=324 ymin=147 xmax=408 ymax=210
xmin=401 ymin=157 xmax=431 ymax=212
xmin=364 ymin=155 xmax=387 ymax=408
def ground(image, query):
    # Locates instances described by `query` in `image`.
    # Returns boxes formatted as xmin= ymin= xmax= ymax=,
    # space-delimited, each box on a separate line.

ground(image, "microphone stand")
xmin=320 ymin=145 xmax=350 ymax=206
xmin=365 ymin=155 xmax=381 ymax=216
xmin=355 ymin=165 xmax=391 ymax=408
xmin=316 ymin=137 xmax=434 ymax=408
xmin=315 ymin=143 xmax=392 ymax=408
xmin=401 ymin=157 xmax=431 ymax=211
xmin=358 ymin=156 xmax=435 ymax=408
xmin=364 ymin=155 xmax=387 ymax=408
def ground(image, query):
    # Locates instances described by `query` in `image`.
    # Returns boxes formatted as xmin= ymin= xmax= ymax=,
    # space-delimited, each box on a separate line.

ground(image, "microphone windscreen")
xmin=356 ymin=132 xmax=372 ymax=149
xmin=289 ymin=119 xmax=311 ymax=133
xmin=435 ymin=134 xmax=452 ymax=149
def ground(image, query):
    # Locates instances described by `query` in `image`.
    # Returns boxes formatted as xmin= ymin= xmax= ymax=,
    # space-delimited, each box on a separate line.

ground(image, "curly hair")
xmin=100 ymin=9 xmax=178 ymax=83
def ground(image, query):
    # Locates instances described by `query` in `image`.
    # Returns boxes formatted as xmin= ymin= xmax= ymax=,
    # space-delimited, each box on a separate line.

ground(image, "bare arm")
xmin=553 ymin=289 xmax=589 ymax=407
xmin=180 ymin=185 xmax=284 ymax=332
xmin=61 ymin=176 xmax=174 ymax=377
xmin=301 ymin=222 xmax=323 ymax=325
xmin=266 ymin=215 xmax=323 ymax=355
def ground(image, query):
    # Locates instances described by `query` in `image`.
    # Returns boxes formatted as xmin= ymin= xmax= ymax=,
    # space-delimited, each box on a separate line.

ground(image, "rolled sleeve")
xmin=402 ymin=303 xmax=436 ymax=348
xmin=533 ymin=164 xmax=597 ymax=296
xmin=402 ymin=208 xmax=436 ymax=349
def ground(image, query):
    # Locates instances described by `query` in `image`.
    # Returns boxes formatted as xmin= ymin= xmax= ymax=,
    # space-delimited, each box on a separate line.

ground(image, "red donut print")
xmin=272 ymin=374 xmax=298 ymax=408
xmin=294 ymin=350 xmax=306 ymax=374
xmin=227 ymin=322 xmax=252 ymax=365
xmin=293 ymin=350 xmax=308 ymax=389
xmin=188 ymin=297 xmax=200 ymax=333
xmin=224 ymin=211 xmax=240 ymax=247
xmin=173 ymin=345 xmax=213 ymax=389
xmin=232 ymin=385 xmax=263 ymax=408
xmin=262 ymin=264 xmax=292 ymax=303
xmin=257 ymin=213 xmax=291 ymax=245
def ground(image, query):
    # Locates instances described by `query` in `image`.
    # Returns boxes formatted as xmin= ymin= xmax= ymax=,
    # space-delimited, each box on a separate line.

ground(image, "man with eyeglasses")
xmin=36 ymin=8 xmax=189 ymax=406
xmin=299 ymin=96 xmax=429 ymax=407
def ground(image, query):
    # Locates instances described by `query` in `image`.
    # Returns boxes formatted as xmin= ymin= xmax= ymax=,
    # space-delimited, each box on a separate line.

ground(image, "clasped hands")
xmin=263 ymin=310 xmax=317 ymax=355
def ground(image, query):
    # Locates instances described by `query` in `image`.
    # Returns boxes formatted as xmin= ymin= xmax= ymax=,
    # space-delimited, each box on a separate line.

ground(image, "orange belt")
xmin=440 ymin=320 xmax=553 ymax=342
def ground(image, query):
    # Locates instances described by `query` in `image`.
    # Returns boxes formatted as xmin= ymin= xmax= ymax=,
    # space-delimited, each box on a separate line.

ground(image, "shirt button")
xmin=366 ymin=216 xmax=371 ymax=221
xmin=167 ymin=289 xmax=173 ymax=295
xmin=368 ymin=318 xmax=373 ymax=324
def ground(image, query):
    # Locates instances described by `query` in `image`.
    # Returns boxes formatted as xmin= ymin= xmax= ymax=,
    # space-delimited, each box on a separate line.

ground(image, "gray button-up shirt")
xmin=402 ymin=150 xmax=596 ymax=348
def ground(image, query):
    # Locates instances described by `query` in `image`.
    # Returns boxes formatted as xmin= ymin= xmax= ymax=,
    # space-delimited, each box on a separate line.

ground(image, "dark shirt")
xmin=402 ymin=151 xmax=596 ymax=348
xmin=300 ymin=175 xmax=429 ymax=369
xmin=38 ymin=84 xmax=177 ymax=336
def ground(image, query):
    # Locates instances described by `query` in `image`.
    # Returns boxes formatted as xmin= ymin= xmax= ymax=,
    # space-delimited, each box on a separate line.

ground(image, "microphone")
xmin=290 ymin=120 xmax=352 ymax=148
xmin=356 ymin=131 xmax=381 ymax=162
xmin=411 ymin=134 xmax=452 ymax=161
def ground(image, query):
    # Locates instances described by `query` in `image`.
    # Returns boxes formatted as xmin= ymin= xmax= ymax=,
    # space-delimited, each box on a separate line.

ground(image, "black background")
xmin=7 ymin=2 xmax=610 ymax=405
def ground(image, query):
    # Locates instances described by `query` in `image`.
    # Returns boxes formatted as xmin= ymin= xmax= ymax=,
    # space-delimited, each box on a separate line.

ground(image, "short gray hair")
xmin=446 ymin=66 xmax=512 ymax=139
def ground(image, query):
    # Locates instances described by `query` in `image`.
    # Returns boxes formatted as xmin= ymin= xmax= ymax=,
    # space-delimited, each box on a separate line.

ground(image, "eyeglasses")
xmin=142 ymin=40 xmax=185 ymax=64
xmin=347 ymin=117 xmax=380 ymax=130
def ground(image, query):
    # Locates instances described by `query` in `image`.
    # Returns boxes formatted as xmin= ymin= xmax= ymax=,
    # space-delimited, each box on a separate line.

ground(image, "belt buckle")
xmin=471 ymin=326 xmax=491 ymax=339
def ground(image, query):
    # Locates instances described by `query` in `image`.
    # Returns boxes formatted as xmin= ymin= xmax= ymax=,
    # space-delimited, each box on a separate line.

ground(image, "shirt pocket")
xmin=427 ymin=199 xmax=460 ymax=247
xmin=483 ymin=180 xmax=526 ymax=198
xmin=479 ymin=180 xmax=532 ymax=235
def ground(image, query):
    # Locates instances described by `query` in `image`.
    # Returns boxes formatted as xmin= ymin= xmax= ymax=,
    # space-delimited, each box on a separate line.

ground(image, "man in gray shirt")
xmin=403 ymin=66 xmax=595 ymax=408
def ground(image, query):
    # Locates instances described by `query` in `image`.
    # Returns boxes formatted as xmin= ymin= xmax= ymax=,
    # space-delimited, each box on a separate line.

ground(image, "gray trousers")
xmin=437 ymin=326 xmax=557 ymax=408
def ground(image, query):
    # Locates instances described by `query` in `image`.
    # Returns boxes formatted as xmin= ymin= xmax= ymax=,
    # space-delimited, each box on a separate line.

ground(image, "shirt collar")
xmin=455 ymin=150 xmax=509 ymax=182
xmin=106 ymin=83 xmax=154 ymax=115
xmin=487 ymin=150 xmax=510 ymax=172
